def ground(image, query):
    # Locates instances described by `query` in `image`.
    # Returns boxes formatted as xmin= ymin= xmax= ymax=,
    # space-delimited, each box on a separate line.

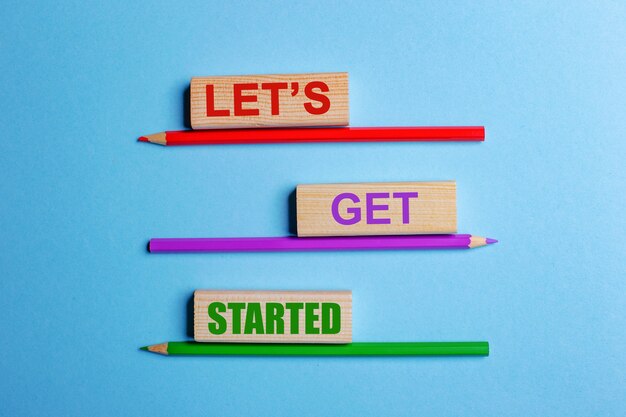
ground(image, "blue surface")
xmin=1 ymin=1 xmax=624 ymax=415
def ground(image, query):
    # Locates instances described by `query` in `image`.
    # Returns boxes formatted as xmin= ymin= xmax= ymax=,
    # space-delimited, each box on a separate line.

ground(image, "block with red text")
xmin=190 ymin=72 xmax=349 ymax=129
xmin=296 ymin=182 xmax=457 ymax=237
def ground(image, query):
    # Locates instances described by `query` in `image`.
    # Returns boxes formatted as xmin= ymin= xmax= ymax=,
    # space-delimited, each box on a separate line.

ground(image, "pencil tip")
xmin=486 ymin=238 xmax=498 ymax=244
xmin=144 ymin=342 xmax=169 ymax=355
xmin=140 ymin=346 xmax=148 ymax=351
xmin=138 ymin=132 xmax=167 ymax=145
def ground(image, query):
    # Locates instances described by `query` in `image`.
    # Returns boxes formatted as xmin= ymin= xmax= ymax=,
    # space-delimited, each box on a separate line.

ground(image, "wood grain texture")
xmin=190 ymin=72 xmax=349 ymax=129
xmin=194 ymin=290 xmax=352 ymax=344
xmin=296 ymin=181 xmax=457 ymax=237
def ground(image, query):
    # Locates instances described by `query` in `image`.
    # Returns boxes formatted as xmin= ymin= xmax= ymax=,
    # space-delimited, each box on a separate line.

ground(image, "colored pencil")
xmin=141 ymin=341 xmax=489 ymax=356
xmin=148 ymin=234 xmax=497 ymax=253
xmin=138 ymin=126 xmax=484 ymax=146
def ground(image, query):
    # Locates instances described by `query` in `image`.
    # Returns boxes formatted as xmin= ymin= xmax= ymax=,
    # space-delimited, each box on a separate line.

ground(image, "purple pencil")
xmin=148 ymin=234 xmax=497 ymax=253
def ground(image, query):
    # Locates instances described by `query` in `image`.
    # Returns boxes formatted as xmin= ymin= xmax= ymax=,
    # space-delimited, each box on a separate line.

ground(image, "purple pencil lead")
xmin=486 ymin=238 xmax=498 ymax=244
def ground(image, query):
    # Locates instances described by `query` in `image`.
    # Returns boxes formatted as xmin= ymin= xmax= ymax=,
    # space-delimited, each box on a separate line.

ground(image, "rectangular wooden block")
xmin=296 ymin=181 xmax=457 ymax=237
xmin=194 ymin=290 xmax=352 ymax=343
xmin=190 ymin=72 xmax=349 ymax=129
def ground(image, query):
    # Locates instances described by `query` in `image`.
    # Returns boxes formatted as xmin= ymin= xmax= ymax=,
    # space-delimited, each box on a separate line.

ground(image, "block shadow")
xmin=288 ymin=189 xmax=297 ymax=235
xmin=186 ymin=293 xmax=194 ymax=338
xmin=183 ymin=85 xmax=191 ymax=129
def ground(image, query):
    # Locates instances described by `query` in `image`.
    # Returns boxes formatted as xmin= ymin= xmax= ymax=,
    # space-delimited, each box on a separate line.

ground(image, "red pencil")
xmin=138 ymin=126 xmax=484 ymax=146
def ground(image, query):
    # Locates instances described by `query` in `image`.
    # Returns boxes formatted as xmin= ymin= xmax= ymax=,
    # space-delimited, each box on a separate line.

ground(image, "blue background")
xmin=1 ymin=1 xmax=624 ymax=415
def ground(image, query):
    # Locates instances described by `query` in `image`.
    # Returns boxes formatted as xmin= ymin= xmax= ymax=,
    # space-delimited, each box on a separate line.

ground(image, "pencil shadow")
xmin=186 ymin=294 xmax=194 ymax=338
xmin=183 ymin=86 xmax=191 ymax=129
xmin=288 ymin=189 xmax=297 ymax=235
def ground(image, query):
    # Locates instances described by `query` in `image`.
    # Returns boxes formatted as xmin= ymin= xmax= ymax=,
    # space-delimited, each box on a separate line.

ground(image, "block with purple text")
xmin=296 ymin=181 xmax=457 ymax=237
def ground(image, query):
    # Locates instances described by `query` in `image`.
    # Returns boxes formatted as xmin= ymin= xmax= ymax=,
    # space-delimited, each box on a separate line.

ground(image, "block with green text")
xmin=194 ymin=290 xmax=352 ymax=343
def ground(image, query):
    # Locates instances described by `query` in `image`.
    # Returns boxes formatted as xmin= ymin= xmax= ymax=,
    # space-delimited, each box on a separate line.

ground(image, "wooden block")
xmin=194 ymin=290 xmax=352 ymax=343
xmin=190 ymin=72 xmax=349 ymax=129
xmin=296 ymin=181 xmax=457 ymax=237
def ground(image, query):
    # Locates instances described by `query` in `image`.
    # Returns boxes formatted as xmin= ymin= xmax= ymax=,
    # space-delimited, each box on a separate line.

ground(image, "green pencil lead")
xmin=139 ymin=346 xmax=149 ymax=351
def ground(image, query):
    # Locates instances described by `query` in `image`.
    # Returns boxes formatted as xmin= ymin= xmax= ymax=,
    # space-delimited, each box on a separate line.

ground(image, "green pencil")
xmin=140 ymin=341 xmax=489 ymax=356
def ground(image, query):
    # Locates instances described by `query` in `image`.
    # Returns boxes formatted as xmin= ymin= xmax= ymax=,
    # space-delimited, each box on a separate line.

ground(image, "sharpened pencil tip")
xmin=140 ymin=346 xmax=148 ymax=351
xmin=486 ymin=238 xmax=498 ymax=244
xmin=138 ymin=132 xmax=167 ymax=145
